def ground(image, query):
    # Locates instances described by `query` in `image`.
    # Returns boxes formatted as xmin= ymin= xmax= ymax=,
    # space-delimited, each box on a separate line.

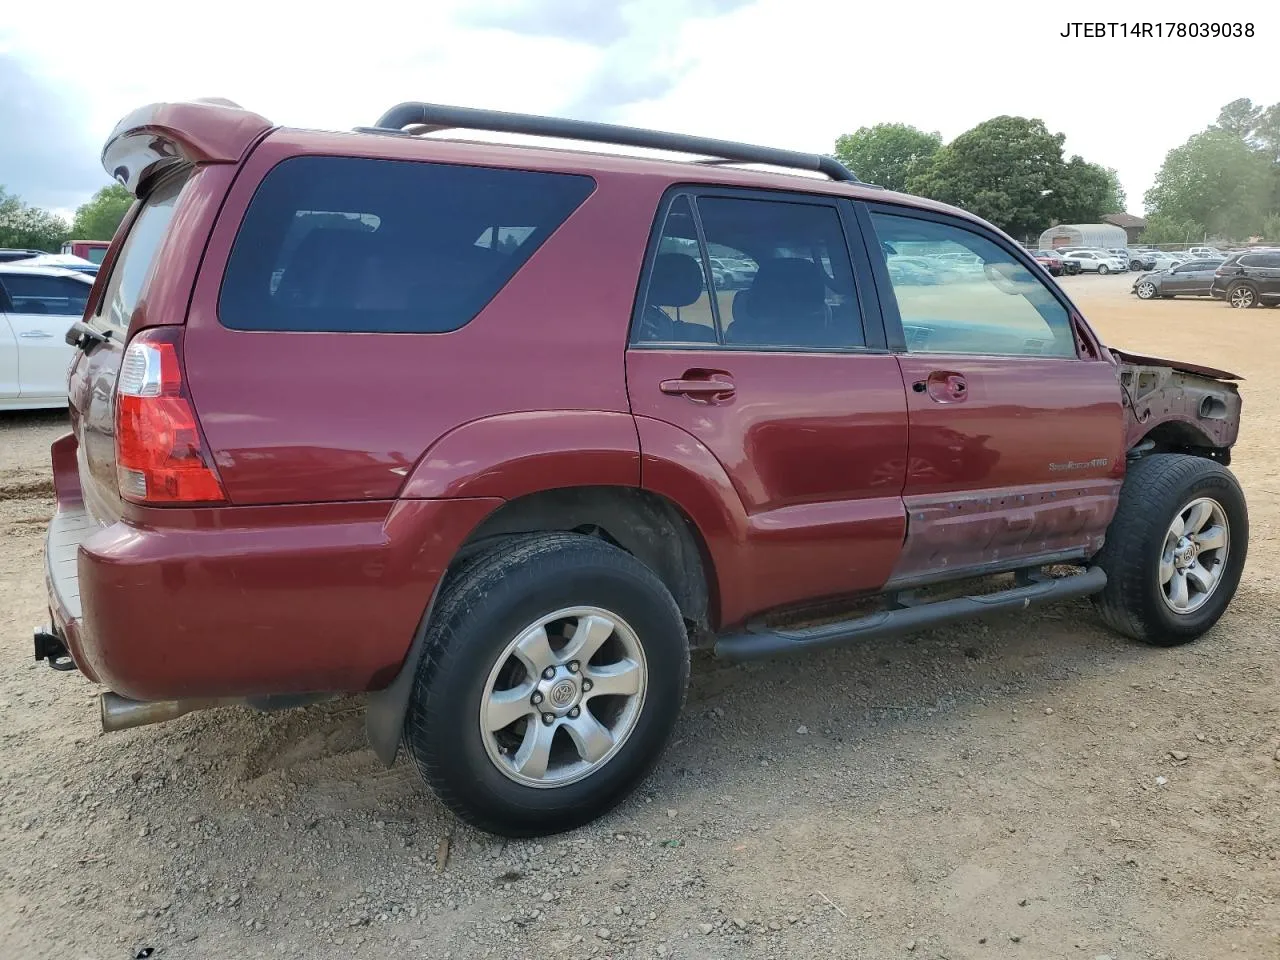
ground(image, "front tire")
xmin=1094 ymin=455 xmax=1247 ymax=646
xmin=404 ymin=533 xmax=690 ymax=836
xmin=1135 ymin=280 xmax=1157 ymax=300
xmin=1098 ymin=264 xmax=1110 ymax=275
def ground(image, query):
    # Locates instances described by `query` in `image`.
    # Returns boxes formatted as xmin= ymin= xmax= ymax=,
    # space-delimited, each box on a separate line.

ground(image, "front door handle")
xmin=19 ymin=330 xmax=54 ymax=339
xmin=914 ymin=371 xmax=968 ymax=403
xmin=659 ymin=372 xmax=735 ymax=401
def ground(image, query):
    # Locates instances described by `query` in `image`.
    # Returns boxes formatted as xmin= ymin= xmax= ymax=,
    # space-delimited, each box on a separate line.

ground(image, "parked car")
xmin=1148 ymin=252 xmax=1184 ymax=270
xmin=61 ymin=240 xmax=112 ymax=265
xmin=1050 ymin=249 xmax=1081 ymax=275
xmin=1061 ymin=250 xmax=1126 ymax=274
xmin=13 ymin=253 xmax=101 ymax=277
xmin=1126 ymin=250 xmax=1157 ymax=271
xmin=708 ymin=256 xmax=756 ymax=288
xmin=0 ymin=248 xmax=46 ymax=264
xmin=1 ymin=264 xmax=94 ymax=409
xmin=1131 ymin=260 xmax=1225 ymax=300
xmin=1105 ymin=248 xmax=1132 ymax=270
xmin=1187 ymin=246 xmax=1225 ymax=260
xmin=35 ymin=98 xmax=1249 ymax=837
xmin=1210 ymin=249 xmax=1280 ymax=308
xmin=1032 ymin=250 xmax=1064 ymax=276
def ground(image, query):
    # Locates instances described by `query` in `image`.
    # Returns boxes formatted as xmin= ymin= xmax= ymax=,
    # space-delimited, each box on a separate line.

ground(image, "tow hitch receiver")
xmin=34 ymin=626 xmax=77 ymax=671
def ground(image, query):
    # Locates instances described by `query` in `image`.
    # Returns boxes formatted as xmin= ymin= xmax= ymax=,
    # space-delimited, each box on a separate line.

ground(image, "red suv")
xmin=37 ymin=99 xmax=1248 ymax=836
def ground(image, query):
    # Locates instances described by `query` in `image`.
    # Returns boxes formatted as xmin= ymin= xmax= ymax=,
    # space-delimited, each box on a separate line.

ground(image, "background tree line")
xmin=833 ymin=118 xmax=1124 ymax=240
xmin=834 ymin=98 xmax=1280 ymax=245
xmin=1142 ymin=98 xmax=1280 ymax=244
xmin=0 ymin=183 xmax=133 ymax=252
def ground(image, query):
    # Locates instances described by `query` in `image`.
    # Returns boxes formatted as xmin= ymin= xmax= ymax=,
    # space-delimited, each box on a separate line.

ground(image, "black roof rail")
xmin=360 ymin=102 xmax=862 ymax=184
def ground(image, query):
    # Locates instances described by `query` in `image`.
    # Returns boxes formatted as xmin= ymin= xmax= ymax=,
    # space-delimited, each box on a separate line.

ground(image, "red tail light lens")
xmin=115 ymin=328 xmax=226 ymax=504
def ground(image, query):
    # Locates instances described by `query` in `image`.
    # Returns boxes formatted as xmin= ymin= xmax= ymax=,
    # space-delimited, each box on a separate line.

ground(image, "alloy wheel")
xmin=1159 ymin=497 xmax=1230 ymax=615
xmin=479 ymin=606 xmax=648 ymax=788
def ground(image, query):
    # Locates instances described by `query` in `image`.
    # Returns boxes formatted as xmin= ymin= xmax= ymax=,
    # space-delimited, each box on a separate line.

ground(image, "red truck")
xmin=36 ymin=99 xmax=1247 ymax=837
xmin=60 ymin=239 xmax=111 ymax=265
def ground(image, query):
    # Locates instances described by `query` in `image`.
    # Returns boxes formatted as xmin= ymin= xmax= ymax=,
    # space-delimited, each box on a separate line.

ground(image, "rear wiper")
xmin=66 ymin=321 xmax=112 ymax=354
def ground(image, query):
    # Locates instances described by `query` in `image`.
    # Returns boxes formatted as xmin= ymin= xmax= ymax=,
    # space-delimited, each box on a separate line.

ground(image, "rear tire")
xmin=404 ymin=533 xmax=690 ymax=836
xmin=1094 ymin=455 xmax=1247 ymax=646
xmin=1228 ymin=283 xmax=1258 ymax=308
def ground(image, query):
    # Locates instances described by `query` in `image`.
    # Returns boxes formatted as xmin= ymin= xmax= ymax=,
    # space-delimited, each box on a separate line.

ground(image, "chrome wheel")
xmin=479 ymin=606 xmax=648 ymax=788
xmin=1229 ymin=285 xmax=1256 ymax=308
xmin=1160 ymin=497 xmax=1230 ymax=614
xmin=1136 ymin=281 xmax=1157 ymax=299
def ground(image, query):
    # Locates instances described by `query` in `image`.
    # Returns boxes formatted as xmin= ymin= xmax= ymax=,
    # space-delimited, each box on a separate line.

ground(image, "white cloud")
xmin=2 ymin=0 xmax=1278 ymax=213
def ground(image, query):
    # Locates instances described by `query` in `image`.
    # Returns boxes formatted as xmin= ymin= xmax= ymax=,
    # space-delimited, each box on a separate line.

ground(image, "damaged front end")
xmin=1111 ymin=349 xmax=1243 ymax=464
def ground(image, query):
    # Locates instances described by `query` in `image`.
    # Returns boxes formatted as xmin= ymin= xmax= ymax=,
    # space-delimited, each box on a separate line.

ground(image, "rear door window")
xmin=218 ymin=156 xmax=594 ymax=334
xmin=0 ymin=273 xmax=92 ymax=315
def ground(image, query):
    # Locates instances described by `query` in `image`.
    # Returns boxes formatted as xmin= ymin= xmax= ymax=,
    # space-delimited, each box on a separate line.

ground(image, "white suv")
xmin=0 ymin=264 xmax=94 ymax=410
xmin=1060 ymin=250 xmax=1127 ymax=275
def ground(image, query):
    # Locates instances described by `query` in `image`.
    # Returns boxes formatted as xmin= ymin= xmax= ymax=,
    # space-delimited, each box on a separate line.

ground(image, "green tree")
xmin=1212 ymin=97 xmax=1264 ymax=140
xmin=833 ymin=123 xmax=942 ymax=193
xmin=1053 ymin=158 xmax=1125 ymax=223
xmin=1143 ymin=129 xmax=1273 ymax=240
xmin=1140 ymin=213 xmax=1206 ymax=245
xmin=0 ymin=186 xmax=71 ymax=252
xmin=71 ymin=184 xmax=134 ymax=241
xmin=1261 ymin=212 xmax=1280 ymax=242
xmin=905 ymin=116 xmax=1066 ymax=237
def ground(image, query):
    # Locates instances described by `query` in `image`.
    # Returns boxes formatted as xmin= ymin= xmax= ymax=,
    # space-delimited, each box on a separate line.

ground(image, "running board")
xmin=714 ymin=566 xmax=1107 ymax=663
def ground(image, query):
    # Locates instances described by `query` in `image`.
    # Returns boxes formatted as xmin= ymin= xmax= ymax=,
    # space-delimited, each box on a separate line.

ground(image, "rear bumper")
xmin=44 ymin=438 xmax=501 ymax=701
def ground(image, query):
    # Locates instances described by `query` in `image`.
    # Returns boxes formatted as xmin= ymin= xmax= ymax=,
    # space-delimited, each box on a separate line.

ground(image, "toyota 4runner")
xmin=35 ymin=99 xmax=1247 ymax=837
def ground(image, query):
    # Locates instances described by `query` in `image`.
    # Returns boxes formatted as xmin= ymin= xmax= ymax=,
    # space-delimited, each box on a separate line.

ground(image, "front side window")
xmin=0 ymin=273 xmax=93 ymax=316
xmin=219 ymin=156 xmax=594 ymax=333
xmin=634 ymin=192 xmax=864 ymax=350
xmin=871 ymin=211 xmax=1076 ymax=358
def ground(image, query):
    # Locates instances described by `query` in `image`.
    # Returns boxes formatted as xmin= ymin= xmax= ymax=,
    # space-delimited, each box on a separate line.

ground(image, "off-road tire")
xmin=1094 ymin=454 xmax=1247 ymax=646
xmin=404 ymin=533 xmax=689 ymax=836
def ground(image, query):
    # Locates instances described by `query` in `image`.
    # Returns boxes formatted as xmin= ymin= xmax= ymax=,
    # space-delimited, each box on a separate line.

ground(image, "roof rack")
xmin=359 ymin=102 xmax=861 ymax=183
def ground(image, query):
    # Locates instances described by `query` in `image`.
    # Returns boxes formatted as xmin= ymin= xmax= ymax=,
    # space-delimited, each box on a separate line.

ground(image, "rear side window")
xmin=0 ymin=273 xmax=92 ymax=316
xmin=96 ymin=174 xmax=184 ymax=332
xmin=218 ymin=156 xmax=594 ymax=333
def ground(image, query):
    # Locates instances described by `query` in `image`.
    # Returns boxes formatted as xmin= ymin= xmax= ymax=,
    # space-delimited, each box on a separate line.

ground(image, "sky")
xmin=2 ymin=0 xmax=1278 ymax=220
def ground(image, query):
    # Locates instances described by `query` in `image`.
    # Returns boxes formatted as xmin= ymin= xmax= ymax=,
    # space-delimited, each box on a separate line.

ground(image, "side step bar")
xmin=714 ymin=566 xmax=1107 ymax=663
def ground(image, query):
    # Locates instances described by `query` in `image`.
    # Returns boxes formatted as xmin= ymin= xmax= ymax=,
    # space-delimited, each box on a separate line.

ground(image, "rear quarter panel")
xmin=182 ymin=131 xmax=663 ymax=505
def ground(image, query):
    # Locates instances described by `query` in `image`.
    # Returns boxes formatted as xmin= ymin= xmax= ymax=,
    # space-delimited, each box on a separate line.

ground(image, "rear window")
xmin=218 ymin=156 xmax=595 ymax=334
xmin=96 ymin=174 xmax=185 ymax=332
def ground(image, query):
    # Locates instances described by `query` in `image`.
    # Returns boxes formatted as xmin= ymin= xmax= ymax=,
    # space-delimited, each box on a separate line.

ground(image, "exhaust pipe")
xmin=100 ymin=692 xmax=244 ymax=732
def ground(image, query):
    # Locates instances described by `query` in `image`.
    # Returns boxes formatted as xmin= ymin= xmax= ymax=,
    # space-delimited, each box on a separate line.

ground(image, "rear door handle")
xmin=19 ymin=330 xmax=54 ymax=339
xmin=659 ymin=374 xmax=735 ymax=400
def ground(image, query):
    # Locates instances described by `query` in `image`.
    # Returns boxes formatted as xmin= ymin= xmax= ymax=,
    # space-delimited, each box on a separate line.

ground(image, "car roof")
xmin=275 ymin=125 xmax=991 ymax=228
xmin=0 ymin=264 xmax=95 ymax=281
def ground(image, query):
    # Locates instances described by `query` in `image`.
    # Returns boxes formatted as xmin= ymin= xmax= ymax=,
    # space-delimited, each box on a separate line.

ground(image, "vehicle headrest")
xmin=648 ymin=254 xmax=704 ymax=308
xmin=745 ymin=257 xmax=826 ymax=316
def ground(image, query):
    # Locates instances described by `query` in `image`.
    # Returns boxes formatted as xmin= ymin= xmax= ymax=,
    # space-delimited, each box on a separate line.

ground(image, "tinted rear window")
xmin=218 ymin=156 xmax=595 ymax=333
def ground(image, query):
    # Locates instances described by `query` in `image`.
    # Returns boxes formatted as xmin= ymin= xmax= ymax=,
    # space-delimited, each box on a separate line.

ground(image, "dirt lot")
xmin=1 ymin=273 xmax=1277 ymax=960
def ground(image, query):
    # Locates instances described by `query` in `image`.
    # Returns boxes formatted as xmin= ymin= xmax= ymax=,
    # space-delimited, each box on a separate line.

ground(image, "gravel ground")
xmin=1 ymin=274 xmax=1278 ymax=960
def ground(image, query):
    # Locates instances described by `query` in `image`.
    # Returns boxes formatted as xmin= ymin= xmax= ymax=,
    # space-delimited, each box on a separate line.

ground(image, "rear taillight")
xmin=115 ymin=328 xmax=226 ymax=505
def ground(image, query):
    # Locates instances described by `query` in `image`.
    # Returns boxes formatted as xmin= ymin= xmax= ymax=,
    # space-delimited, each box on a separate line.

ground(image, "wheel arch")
xmin=366 ymin=484 xmax=718 ymax=767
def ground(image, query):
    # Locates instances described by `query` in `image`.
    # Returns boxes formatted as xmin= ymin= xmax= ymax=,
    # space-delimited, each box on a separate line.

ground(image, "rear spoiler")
xmin=102 ymin=98 xmax=273 ymax=195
